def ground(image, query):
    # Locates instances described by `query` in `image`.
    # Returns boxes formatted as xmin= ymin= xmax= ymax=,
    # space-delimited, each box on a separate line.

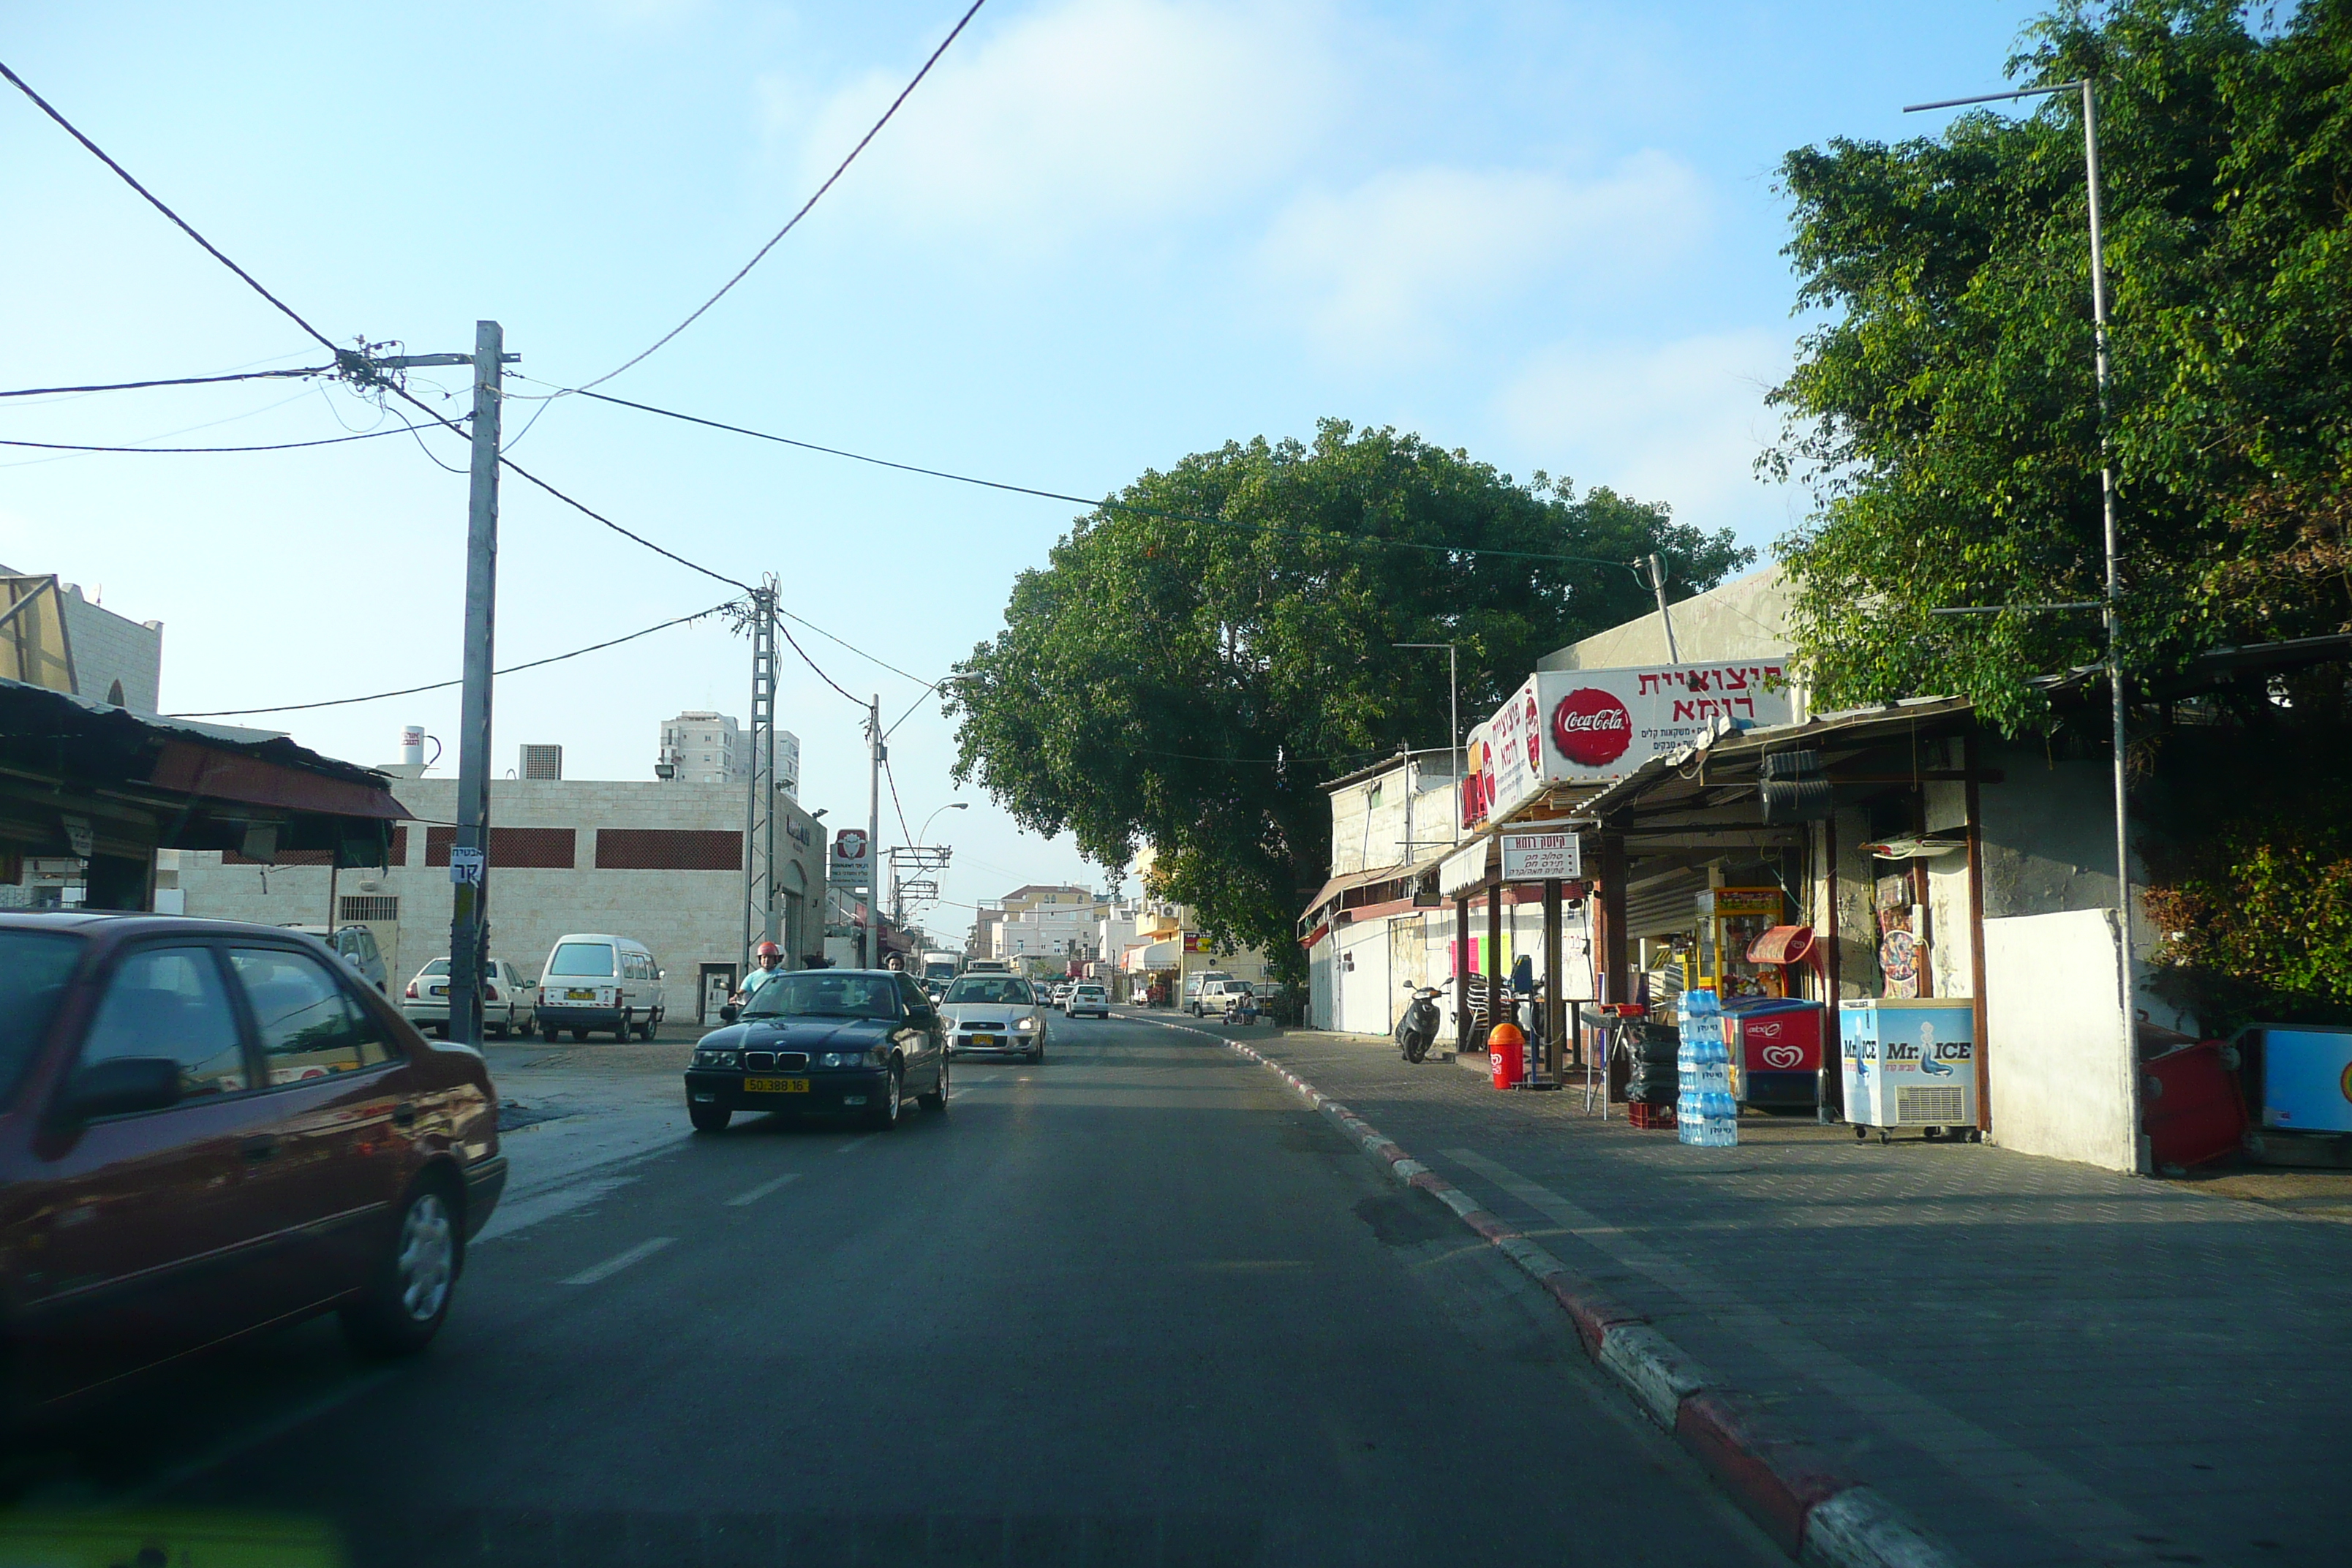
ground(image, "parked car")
xmin=1063 ymin=983 xmax=1110 ymax=1019
xmin=0 ymin=912 xmax=507 ymax=1414
xmin=401 ymin=957 xmax=532 ymax=1039
xmin=1184 ymin=970 xmax=1235 ymax=1016
xmin=939 ymin=973 xmax=1049 ymax=1063
xmin=1199 ymin=979 xmax=1255 ymax=1018
xmin=684 ymin=968 xmax=946 ymax=1134
xmin=278 ymin=922 xmax=388 ymax=994
xmin=535 ymin=932 xmax=666 ymax=1042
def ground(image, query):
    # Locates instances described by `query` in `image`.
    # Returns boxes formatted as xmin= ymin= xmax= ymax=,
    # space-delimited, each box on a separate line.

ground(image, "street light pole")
xmin=1907 ymin=78 xmax=2144 ymax=1169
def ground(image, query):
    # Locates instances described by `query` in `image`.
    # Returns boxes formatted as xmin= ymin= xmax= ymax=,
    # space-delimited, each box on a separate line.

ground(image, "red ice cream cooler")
xmin=1722 ymin=998 xmax=1825 ymax=1111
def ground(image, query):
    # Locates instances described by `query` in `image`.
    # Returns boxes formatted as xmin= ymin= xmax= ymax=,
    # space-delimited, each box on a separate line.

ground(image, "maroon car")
xmin=0 ymin=912 xmax=506 ymax=1414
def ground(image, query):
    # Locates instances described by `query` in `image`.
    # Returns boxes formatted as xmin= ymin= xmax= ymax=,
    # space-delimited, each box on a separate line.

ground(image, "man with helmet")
xmin=733 ymin=940 xmax=786 ymax=1006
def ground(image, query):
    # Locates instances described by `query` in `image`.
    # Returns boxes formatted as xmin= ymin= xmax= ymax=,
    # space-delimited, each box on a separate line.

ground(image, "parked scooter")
xmin=1395 ymin=979 xmax=1449 ymax=1063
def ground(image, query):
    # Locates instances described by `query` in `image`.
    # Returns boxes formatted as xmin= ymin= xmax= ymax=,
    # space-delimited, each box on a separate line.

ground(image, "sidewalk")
xmin=1194 ymin=1021 xmax=2351 ymax=1568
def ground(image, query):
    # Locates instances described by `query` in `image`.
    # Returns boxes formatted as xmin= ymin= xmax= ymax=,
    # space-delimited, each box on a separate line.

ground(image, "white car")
xmin=1063 ymin=983 xmax=1109 ymax=1019
xmin=401 ymin=957 xmax=532 ymax=1038
xmin=940 ymin=973 xmax=1048 ymax=1063
xmin=535 ymin=932 xmax=667 ymax=1042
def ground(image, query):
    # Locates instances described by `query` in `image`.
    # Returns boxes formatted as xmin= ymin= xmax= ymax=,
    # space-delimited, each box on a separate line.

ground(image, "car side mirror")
xmin=61 ymin=1056 xmax=182 ymax=1121
xmin=719 ymin=1003 xmax=741 ymax=1025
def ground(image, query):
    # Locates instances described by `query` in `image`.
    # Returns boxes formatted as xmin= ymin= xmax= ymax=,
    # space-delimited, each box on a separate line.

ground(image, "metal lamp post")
xmin=1907 ymin=78 xmax=2143 ymax=1169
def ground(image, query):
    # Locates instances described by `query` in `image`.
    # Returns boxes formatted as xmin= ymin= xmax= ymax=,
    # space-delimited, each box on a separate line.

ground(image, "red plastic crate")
xmin=1628 ymin=1101 xmax=1678 ymax=1130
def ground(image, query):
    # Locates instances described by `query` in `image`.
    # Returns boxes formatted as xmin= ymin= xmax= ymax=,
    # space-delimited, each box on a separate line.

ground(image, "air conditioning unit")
xmin=521 ymin=744 xmax=563 ymax=780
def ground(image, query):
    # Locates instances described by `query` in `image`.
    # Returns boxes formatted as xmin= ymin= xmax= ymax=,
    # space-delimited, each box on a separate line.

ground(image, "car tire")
xmin=340 ymin=1175 xmax=460 ymax=1358
xmin=571 ymin=1028 xmax=590 ymax=1042
xmin=867 ymin=1064 xmax=903 ymax=1131
xmin=614 ymin=1011 xmax=633 ymax=1044
xmin=690 ymin=1104 xmax=732 ymax=1134
xmin=542 ymin=1022 xmax=559 ymax=1043
xmin=919 ymin=1055 xmax=948 ymax=1112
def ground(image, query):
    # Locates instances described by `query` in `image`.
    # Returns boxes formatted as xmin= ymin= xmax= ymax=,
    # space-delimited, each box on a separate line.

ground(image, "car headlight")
xmin=1016 ymin=1017 xmax=1041 ymax=1032
xmin=821 ymin=1049 xmax=884 ymax=1068
xmin=694 ymin=1049 xmax=740 ymax=1068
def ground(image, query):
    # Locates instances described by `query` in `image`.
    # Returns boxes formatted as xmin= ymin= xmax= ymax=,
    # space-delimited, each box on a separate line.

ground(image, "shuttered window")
xmin=594 ymin=829 xmax=742 ymax=871
xmin=423 ymin=826 xmax=577 ymax=869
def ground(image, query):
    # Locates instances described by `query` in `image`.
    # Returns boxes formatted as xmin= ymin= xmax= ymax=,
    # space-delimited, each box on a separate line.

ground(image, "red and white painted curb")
xmin=1143 ymin=1014 xmax=1967 ymax=1568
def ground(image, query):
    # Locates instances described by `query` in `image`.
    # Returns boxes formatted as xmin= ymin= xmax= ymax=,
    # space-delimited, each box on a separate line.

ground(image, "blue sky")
xmin=2 ymin=0 xmax=2040 ymax=930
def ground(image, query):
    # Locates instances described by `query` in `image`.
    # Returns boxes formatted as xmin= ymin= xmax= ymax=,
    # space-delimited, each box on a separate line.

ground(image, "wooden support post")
xmin=1485 ymin=874 xmax=1504 ymax=1046
xmin=1597 ymin=830 xmax=1629 ymax=1005
xmin=1455 ymin=893 xmax=1472 ymax=1055
xmin=1542 ymin=878 xmax=1564 ymax=1078
xmin=1965 ymin=728 xmax=1992 ymax=1135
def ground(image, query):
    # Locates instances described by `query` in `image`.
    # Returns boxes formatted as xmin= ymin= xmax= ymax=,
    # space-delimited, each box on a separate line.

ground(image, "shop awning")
xmin=1299 ymin=851 xmax=1448 ymax=925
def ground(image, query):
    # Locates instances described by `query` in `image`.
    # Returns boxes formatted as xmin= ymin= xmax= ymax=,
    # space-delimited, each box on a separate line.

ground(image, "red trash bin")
xmin=1490 ymin=1021 xmax=1526 ymax=1090
xmin=2144 ymin=1039 xmax=2247 ymax=1169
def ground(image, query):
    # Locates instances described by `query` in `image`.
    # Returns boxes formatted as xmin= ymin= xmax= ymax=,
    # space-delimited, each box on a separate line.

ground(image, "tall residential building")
xmin=658 ymin=711 xmax=742 ymax=784
xmin=778 ymin=730 xmax=801 ymax=800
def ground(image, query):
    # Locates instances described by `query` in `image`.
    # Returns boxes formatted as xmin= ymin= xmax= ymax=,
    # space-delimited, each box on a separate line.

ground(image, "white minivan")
xmin=535 ymin=932 xmax=667 ymax=1042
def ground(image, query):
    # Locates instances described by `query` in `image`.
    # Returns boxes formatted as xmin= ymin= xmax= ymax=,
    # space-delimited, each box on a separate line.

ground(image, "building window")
xmin=594 ymin=829 xmax=743 ymax=871
xmin=339 ymin=894 xmax=399 ymax=923
xmin=423 ymin=826 xmax=577 ymax=869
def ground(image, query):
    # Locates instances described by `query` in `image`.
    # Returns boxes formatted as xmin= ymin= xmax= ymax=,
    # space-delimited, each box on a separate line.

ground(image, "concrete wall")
xmin=1539 ymin=563 xmax=1793 ymax=681
xmin=53 ymin=579 xmax=164 ymax=710
xmin=173 ymin=778 xmax=824 ymax=1013
xmin=1327 ymin=761 xmax=1461 ymax=878
xmin=1333 ymin=916 xmax=1392 ymax=1036
xmin=1984 ymin=908 xmax=2138 ymax=1172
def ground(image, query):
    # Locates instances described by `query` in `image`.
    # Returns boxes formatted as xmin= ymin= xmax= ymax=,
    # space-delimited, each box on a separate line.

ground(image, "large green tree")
xmin=1768 ymin=0 xmax=2352 ymax=731
xmin=946 ymin=421 xmax=1747 ymax=981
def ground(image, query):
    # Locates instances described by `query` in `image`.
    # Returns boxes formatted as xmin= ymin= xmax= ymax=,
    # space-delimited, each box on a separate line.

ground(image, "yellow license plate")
xmin=742 ymin=1077 xmax=810 ymax=1093
xmin=970 ymin=1035 xmax=999 ymax=1047
xmin=566 ymin=988 xmax=595 ymax=1000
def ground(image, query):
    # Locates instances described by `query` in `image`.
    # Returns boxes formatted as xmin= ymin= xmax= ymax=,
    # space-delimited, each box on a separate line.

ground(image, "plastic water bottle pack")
xmin=1676 ymin=990 xmax=1739 ymax=1147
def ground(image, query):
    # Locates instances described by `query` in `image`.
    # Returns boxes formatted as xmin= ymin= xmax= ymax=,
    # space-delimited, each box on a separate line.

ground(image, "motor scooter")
xmin=1395 ymin=979 xmax=1448 ymax=1063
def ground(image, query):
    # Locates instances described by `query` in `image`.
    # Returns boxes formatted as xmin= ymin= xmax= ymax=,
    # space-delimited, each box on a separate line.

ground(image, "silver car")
xmin=402 ymin=956 xmax=532 ymax=1038
xmin=940 ymin=973 xmax=1048 ymax=1063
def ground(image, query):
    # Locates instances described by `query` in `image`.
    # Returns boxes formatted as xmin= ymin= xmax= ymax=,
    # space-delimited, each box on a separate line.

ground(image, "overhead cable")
xmin=571 ymin=390 xmax=1646 ymax=578
xmin=580 ymin=0 xmax=989 ymax=389
xmin=0 ymin=365 xmax=335 ymax=399
xmin=0 ymin=60 xmax=341 ymax=357
xmin=0 ymin=424 xmax=421 ymax=455
xmin=165 ymin=600 xmax=738 ymax=718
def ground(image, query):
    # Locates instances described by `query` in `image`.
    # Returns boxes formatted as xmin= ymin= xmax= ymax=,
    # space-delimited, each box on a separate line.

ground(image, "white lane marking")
xmin=560 ymin=1236 xmax=674 ymax=1286
xmin=475 ymin=1174 xmax=640 ymax=1243
xmin=725 ymin=1173 xmax=800 ymax=1207
xmin=835 ymin=1134 xmax=875 ymax=1154
xmin=1441 ymin=1148 xmax=2171 ymax=1561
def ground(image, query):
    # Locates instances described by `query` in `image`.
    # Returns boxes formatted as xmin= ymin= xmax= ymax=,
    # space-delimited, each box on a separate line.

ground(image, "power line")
xmin=881 ymin=755 xmax=917 ymax=845
xmin=165 ymin=600 xmax=738 ymax=718
xmin=580 ymin=0 xmax=989 ymax=389
xmin=0 ymin=423 xmax=420 ymax=455
xmin=0 ymin=365 xmax=335 ymax=399
xmin=570 ymin=389 xmax=1648 ymax=578
xmin=777 ymin=603 xmax=929 ymax=685
xmin=0 ymin=60 xmax=341 ymax=357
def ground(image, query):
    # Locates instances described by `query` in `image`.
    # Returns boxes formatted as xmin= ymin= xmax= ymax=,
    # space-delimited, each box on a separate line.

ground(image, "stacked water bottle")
xmin=1676 ymin=990 xmax=1741 ymax=1147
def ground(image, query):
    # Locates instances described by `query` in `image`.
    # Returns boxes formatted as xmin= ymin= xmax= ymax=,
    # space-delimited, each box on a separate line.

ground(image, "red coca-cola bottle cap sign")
xmin=1550 ymin=688 xmax=1632 ymax=767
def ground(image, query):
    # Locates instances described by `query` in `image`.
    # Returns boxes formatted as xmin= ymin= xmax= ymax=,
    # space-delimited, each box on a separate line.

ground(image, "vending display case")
xmin=1691 ymin=887 xmax=1786 ymax=1000
xmin=1839 ymin=998 xmax=1976 ymax=1140
xmin=1721 ymin=996 xmax=1825 ymax=1111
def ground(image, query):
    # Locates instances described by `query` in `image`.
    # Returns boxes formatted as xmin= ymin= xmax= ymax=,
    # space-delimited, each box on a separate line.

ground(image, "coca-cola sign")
xmin=1550 ymin=688 xmax=1633 ymax=768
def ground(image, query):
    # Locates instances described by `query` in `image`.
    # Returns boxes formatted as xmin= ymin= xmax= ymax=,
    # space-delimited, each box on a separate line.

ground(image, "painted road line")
xmin=725 ymin=1174 xmax=800 ymax=1207
xmin=560 ymin=1237 xmax=675 ymax=1286
xmin=835 ymin=1135 xmax=875 ymax=1155
xmin=1443 ymin=1147 xmax=2169 ymax=1566
xmin=475 ymin=1173 xmax=641 ymax=1244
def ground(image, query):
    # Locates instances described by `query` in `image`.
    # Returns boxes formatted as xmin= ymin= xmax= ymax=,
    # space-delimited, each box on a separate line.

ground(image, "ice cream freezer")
xmin=1721 ymin=997 xmax=1824 ymax=1112
xmin=1839 ymin=999 xmax=1977 ymax=1141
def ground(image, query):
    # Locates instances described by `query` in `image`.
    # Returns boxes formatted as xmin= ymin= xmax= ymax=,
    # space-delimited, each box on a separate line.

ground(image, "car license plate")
xmin=742 ymin=1077 xmax=810 ymax=1093
xmin=429 ymin=984 xmax=447 ymax=997
xmin=970 ymin=1034 xmax=999 ymax=1047
xmin=566 ymin=988 xmax=595 ymax=1000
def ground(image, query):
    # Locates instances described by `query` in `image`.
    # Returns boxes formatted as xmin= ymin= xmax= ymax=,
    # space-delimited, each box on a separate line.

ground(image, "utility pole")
xmin=376 ymin=323 xmax=514 ymax=1047
xmin=741 ymin=578 xmax=779 ymax=974
xmin=865 ymin=694 xmax=883 ymax=968
xmin=1646 ymin=554 xmax=1681 ymax=663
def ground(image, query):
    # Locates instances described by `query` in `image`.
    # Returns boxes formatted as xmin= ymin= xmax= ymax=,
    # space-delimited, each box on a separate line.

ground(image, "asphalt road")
xmin=10 ymin=1011 xmax=1781 ymax=1567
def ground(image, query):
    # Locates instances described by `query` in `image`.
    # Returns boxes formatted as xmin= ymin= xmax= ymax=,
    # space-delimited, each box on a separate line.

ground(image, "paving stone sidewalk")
xmin=1191 ymin=1019 xmax=2351 ymax=1568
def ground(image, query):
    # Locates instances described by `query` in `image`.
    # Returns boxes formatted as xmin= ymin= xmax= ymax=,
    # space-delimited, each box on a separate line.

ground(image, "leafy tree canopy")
xmin=946 ymin=420 xmax=1748 ymax=980
xmin=1769 ymin=0 xmax=2352 ymax=731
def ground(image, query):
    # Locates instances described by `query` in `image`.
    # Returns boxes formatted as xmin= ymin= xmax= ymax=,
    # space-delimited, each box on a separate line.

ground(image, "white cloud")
xmin=1494 ymin=329 xmax=1795 ymax=539
xmin=1257 ymin=154 xmax=1708 ymax=361
xmin=770 ymin=0 xmax=1339 ymax=246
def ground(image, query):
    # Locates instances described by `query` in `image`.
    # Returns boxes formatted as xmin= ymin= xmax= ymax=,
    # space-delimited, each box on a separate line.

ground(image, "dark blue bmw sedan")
xmin=682 ymin=968 xmax=948 ymax=1134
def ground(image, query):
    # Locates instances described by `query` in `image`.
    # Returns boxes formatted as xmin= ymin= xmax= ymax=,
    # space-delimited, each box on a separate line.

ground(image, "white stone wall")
xmin=58 ymin=581 xmax=164 ymax=711
xmin=173 ymin=777 xmax=824 ymax=1000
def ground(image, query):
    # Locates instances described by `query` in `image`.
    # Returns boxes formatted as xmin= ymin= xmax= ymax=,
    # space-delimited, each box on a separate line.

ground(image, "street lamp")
xmin=1905 ymin=78 xmax=2141 ymax=1167
xmin=915 ymin=802 xmax=970 ymax=843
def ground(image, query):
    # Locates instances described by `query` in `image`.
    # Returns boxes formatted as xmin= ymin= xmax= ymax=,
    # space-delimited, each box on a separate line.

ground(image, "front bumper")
xmin=538 ymin=1004 xmax=625 ymax=1030
xmin=947 ymin=1029 xmax=1042 ymax=1055
xmin=684 ymin=1066 xmax=887 ymax=1112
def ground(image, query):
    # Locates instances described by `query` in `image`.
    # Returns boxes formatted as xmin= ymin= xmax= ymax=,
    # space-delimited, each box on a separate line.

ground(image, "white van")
xmin=535 ymin=932 xmax=667 ymax=1042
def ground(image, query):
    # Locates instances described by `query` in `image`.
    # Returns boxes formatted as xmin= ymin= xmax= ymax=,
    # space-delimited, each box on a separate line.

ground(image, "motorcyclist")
xmin=732 ymin=941 xmax=785 ymax=1004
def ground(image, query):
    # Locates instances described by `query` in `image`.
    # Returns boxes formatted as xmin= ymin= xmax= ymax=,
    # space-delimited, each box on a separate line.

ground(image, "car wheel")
xmin=919 ymin=1055 xmax=949 ymax=1112
xmin=542 ymin=1022 xmax=559 ymax=1043
xmin=614 ymin=1010 xmax=633 ymax=1044
xmin=690 ymin=1103 xmax=731 ymax=1134
xmin=868 ymin=1064 xmax=903 ymax=1131
xmin=341 ymin=1177 xmax=459 ymax=1358
xmin=571 ymin=1028 xmax=590 ymax=1042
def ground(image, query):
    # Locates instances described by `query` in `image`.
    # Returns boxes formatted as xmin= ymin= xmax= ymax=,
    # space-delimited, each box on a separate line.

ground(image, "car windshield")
xmin=944 ymin=976 xmax=1033 ymax=1006
xmin=0 ymin=930 xmax=83 ymax=1104
xmin=742 ymin=972 xmax=902 ymax=1020
xmin=548 ymin=942 xmax=616 ymax=977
